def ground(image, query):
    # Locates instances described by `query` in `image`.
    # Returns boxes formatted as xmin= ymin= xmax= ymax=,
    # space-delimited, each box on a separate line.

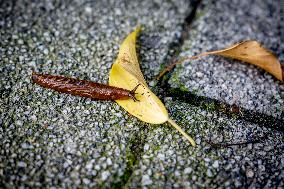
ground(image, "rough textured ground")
xmin=169 ymin=0 xmax=284 ymax=118
xmin=1 ymin=0 xmax=283 ymax=188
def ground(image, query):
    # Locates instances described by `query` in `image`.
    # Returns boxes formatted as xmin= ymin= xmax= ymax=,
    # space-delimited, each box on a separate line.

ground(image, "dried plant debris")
xmin=109 ymin=27 xmax=196 ymax=146
xmin=159 ymin=41 xmax=283 ymax=82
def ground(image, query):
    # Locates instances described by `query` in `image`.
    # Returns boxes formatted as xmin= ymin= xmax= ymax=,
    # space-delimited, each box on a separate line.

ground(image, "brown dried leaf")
xmin=158 ymin=40 xmax=283 ymax=82
xmin=200 ymin=40 xmax=283 ymax=81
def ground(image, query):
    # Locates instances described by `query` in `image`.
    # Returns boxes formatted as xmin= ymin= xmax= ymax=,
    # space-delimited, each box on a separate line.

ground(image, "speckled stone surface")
xmin=1 ymin=0 xmax=283 ymax=188
xmin=128 ymin=99 xmax=284 ymax=188
xmin=169 ymin=0 xmax=284 ymax=118
xmin=0 ymin=0 xmax=192 ymax=188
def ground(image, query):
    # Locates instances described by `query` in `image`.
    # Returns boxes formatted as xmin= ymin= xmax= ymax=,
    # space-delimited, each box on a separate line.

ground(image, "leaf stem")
xmin=167 ymin=118 xmax=196 ymax=147
xmin=157 ymin=55 xmax=202 ymax=80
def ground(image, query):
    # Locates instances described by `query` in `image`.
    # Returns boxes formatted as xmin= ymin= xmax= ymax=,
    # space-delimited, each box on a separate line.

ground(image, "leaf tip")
xmin=134 ymin=25 xmax=142 ymax=34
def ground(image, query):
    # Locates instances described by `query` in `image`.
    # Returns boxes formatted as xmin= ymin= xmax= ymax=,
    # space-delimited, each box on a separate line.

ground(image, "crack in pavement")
xmin=157 ymin=0 xmax=283 ymax=132
xmin=112 ymin=1 xmax=202 ymax=188
xmin=110 ymin=126 xmax=149 ymax=189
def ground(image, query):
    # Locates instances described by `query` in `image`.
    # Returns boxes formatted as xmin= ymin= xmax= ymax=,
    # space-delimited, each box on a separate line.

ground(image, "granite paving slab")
xmin=168 ymin=0 xmax=284 ymax=119
xmin=127 ymin=99 xmax=284 ymax=188
xmin=0 ymin=0 xmax=283 ymax=188
xmin=0 ymin=0 xmax=193 ymax=188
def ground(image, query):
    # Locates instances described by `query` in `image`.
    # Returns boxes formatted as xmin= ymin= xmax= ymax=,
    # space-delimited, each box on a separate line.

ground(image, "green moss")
xmin=126 ymin=148 xmax=136 ymax=168
xmin=191 ymin=88 xmax=200 ymax=96
xmin=152 ymin=145 xmax=161 ymax=152
xmin=159 ymin=63 xmax=166 ymax=70
xmin=195 ymin=9 xmax=207 ymax=20
xmin=170 ymin=65 xmax=182 ymax=85
xmin=179 ymin=84 xmax=189 ymax=92
xmin=204 ymin=102 xmax=217 ymax=112
xmin=111 ymin=146 xmax=136 ymax=189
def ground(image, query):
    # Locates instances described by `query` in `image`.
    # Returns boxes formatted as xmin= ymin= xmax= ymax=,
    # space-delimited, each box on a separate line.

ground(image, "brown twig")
xmin=157 ymin=54 xmax=206 ymax=80
xmin=205 ymin=135 xmax=266 ymax=148
xmin=281 ymin=64 xmax=284 ymax=81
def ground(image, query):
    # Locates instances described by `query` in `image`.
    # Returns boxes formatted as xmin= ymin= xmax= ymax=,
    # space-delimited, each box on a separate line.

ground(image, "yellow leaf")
xmin=109 ymin=27 xmax=196 ymax=146
xmin=110 ymin=63 xmax=168 ymax=124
